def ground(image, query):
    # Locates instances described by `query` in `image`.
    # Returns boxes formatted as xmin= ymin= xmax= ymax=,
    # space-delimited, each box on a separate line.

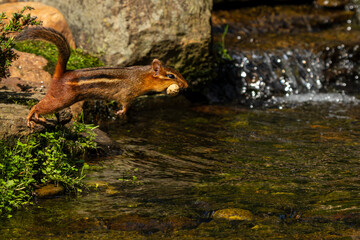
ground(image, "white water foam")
xmin=269 ymin=93 xmax=360 ymax=105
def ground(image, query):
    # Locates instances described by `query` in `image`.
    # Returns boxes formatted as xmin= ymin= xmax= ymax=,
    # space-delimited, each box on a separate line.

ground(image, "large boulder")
xmin=19 ymin=0 xmax=213 ymax=85
xmin=0 ymin=1 xmax=76 ymax=48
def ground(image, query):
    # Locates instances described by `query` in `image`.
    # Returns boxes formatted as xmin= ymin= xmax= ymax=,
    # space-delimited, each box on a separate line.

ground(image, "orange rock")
xmin=0 ymin=2 xmax=76 ymax=48
xmin=0 ymin=50 xmax=51 ymax=91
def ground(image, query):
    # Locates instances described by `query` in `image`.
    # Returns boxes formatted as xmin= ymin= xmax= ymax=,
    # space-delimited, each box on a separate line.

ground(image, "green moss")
xmin=0 ymin=6 xmax=40 ymax=78
xmin=15 ymin=41 xmax=104 ymax=74
xmin=6 ymin=97 xmax=38 ymax=109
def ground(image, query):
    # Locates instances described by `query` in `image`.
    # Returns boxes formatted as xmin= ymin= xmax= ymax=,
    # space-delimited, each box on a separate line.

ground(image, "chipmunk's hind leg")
xmin=27 ymin=105 xmax=50 ymax=128
xmin=26 ymin=94 xmax=73 ymax=128
xmin=26 ymin=107 xmax=46 ymax=127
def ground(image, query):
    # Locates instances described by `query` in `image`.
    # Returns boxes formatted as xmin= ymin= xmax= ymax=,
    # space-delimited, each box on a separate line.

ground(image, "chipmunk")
xmin=15 ymin=26 xmax=188 ymax=128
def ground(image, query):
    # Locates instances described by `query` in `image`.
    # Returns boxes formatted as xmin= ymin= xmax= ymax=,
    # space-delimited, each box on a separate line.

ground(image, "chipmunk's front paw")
xmin=27 ymin=120 xmax=36 ymax=129
xmin=115 ymin=109 xmax=124 ymax=115
xmin=115 ymin=105 xmax=128 ymax=118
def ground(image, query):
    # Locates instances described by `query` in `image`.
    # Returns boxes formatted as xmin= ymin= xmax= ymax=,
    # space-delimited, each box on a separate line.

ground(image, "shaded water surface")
xmin=1 ymin=97 xmax=360 ymax=239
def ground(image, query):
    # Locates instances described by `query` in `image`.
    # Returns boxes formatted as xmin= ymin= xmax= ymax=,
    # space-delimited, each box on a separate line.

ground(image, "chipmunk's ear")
xmin=152 ymin=59 xmax=162 ymax=76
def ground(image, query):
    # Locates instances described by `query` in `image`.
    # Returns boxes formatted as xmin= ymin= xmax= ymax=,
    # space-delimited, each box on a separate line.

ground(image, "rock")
xmin=108 ymin=215 xmax=159 ymax=232
xmin=105 ymin=185 xmax=120 ymax=195
xmin=316 ymin=0 xmax=350 ymax=8
xmin=0 ymin=50 xmax=51 ymax=90
xmin=27 ymin=0 xmax=212 ymax=85
xmin=0 ymin=77 xmax=29 ymax=92
xmin=212 ymin=5 xmax=354 ymax=37
xmin=34 ymin=184 xmax=64 ymax=198
xmin=108 ymin=214 xmax=197 ymax=232
xmin=213 ymin=208 xmax=254 ymax=221
xmin=213 ymin=0 xmax=316 ymax=9
xmin=0 ymin=101 xmax=32 ymax=139
xmin=73 ymin=124 xmax=119 ymax=153
xmin=162 ymin=216 xmax=198 ymax=230
xmin=85 ymin=180 xmax=120 ymax=195
xmin=85 ymin=180 xmax=108 ymax=188
xmin=0 ymin=51 xmax=50 ymax=136
xmin=0 ymin=2 xmax=76 ymax=48
xmin=92 ymin=128 xmax=118 ymax=152
xmin=0 ymin=0 xmax=17 ymax=3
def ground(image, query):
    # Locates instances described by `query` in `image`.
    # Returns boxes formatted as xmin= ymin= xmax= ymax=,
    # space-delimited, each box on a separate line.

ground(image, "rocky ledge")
xmin=0 ymin=50 xmax=49 ymax=139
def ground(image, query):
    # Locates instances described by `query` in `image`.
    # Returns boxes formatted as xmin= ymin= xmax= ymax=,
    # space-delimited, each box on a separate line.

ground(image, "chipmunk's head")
xmin=148 ymin=59 xmax=188 ymax=95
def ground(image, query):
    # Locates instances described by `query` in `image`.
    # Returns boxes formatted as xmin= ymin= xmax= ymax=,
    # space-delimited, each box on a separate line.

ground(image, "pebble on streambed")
xmin=34 ymin=184 xmax=64 ymax=198
xmin=212 ymin=208 xmax=254 ymax=221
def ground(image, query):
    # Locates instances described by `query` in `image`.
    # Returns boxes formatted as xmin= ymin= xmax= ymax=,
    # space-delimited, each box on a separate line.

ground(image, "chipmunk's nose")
xmin=179 ymin=79 xmax=189 ymax=89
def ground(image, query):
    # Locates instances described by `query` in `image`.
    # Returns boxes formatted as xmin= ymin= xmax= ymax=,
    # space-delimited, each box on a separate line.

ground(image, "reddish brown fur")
xmin=15 ymin=27 xmax=188 ymax=127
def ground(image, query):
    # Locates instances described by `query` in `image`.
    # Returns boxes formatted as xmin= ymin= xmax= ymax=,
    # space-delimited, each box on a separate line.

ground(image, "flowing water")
xmin=208 ymin=4 xmax=360 ymax=107
xmin=1 ymin=96 xmax=360 ymax=239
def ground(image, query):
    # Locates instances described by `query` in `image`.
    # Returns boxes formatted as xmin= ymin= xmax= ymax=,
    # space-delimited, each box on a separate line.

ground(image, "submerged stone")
xmin=213 ymin=208 xmax=254 ymax=221
xmin=34 ymin=184 xmax=64 ymax=198
xmin=85 ymin=180 xmax=108 ymax=188
xmin=108 ymin=214 xmax=197 ymax=233
xmin=105 ymin=185 xmax=120 ymax=195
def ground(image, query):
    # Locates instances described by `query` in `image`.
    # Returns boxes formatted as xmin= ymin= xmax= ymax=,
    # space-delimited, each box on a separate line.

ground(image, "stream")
xmin=1 ymin=95 xmax=360 ymax=239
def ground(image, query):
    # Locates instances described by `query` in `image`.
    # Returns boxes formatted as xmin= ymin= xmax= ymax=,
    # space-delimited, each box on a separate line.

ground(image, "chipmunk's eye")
xmin=167 ymin=74 xmax=176 ymax=79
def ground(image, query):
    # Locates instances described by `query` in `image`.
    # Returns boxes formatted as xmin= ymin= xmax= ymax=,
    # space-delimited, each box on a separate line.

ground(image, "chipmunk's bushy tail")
xmin=15 ymin=26 xmax=70 ymax=79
